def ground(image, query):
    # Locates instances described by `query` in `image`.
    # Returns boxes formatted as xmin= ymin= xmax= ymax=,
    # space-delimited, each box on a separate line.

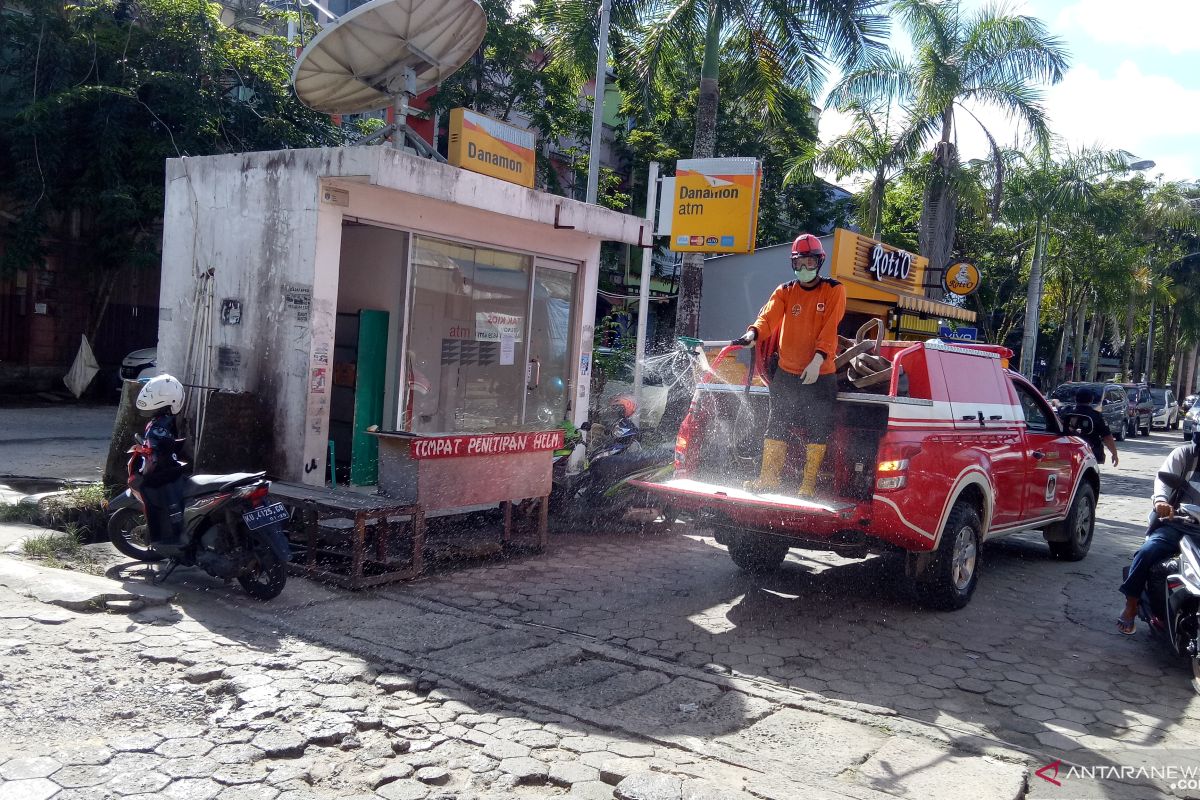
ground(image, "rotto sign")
xmin=448 ymin=108 xmax=537 ymax=188
xmin=869 ymin=242 xmax=914 ymax=282
xmin=943 ymin=261 xmax=982 ymax=297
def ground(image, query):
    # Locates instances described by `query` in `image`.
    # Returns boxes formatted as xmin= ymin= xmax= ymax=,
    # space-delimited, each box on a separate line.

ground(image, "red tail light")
xmin=675 ymin=407 xmax=697 ymax=476
xmin=247 ymin=484 xmax=270 ymax=506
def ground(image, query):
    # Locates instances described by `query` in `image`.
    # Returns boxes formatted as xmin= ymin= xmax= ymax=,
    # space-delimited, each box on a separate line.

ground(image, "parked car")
xmin=120 ymin=347 xmax=157 ymax=382
xmin=636 ymin=340 xmax=1100 ymax=610
xmin=1120 ymin=382 xmax=1154 ymax=437
xmin=1152 ymin=387 xmax=1181 ymax=430
xmin=1048 ymin=381 xmax=1128 ymax=441
xmin=1182 ymin=394 xmax=1199 ymax=413
xmin=1182 ymin=405 xmax=1200 ymax=440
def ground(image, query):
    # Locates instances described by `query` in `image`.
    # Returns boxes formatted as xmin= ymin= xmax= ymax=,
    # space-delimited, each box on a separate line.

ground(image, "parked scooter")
xmin=107 ymin=434 xmax=291 ymax=601
xmin=1128 ymin=471 xmax=1200 ymax=692
xmin=551 ymin=395 xmax=675 ymax=524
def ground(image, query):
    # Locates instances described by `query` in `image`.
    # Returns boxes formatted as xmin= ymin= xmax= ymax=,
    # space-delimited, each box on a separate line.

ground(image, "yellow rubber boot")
xmin=798 ymin=443 xmax=827 ymax=497
xmin=744 ymin=439 xmax=787 ymax=493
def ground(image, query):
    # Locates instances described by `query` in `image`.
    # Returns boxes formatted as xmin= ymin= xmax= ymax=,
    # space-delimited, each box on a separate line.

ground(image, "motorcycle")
xmin=106 ymin=434 xmax=291 ymax=600
xmin=1128 ymin=471 xmax=1200 ymax=693
xmin=550 ymin=401 xmax=675 ymax=525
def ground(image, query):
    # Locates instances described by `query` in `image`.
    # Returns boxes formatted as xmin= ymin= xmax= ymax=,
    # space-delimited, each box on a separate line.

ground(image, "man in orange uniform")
xmin=731 ymin=234 xmax=846 ymax=496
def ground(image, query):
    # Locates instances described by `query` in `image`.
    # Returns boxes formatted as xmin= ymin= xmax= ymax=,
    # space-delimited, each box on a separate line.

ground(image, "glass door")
xmin=524 ymin=259 xmax=579 ymax=426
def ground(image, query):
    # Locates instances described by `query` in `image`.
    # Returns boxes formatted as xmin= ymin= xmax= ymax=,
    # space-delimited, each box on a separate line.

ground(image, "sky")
xmin=819 ymin=0 xmax=1200 ymax=183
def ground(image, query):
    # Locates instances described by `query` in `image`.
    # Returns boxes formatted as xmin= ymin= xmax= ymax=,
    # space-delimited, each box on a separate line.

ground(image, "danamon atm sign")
xmin=448 ymin=108 xmax=537 ymax=189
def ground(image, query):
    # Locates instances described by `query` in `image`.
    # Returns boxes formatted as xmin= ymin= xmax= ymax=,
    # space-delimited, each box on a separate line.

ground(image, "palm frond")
xmin=827 ymin=49 xmax=913 ymax=108
xmin=961 ymin=11 xmax=1069 ymax=89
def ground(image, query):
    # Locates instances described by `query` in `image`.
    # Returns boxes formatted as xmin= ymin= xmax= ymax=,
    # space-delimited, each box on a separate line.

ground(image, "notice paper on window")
xmin=499 ymin=335 xmax=515 ymax=366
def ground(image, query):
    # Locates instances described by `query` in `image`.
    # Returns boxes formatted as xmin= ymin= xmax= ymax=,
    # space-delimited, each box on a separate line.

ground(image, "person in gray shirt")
xmin=1116 ymin=438 xmax=1199 ymax=634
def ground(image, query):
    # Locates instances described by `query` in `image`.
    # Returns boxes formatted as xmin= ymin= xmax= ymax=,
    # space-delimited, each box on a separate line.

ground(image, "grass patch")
xmin=0 ymin=503 xmax=38 ymax=523
xmin=20 ymin=524 xmax=104 ymax=574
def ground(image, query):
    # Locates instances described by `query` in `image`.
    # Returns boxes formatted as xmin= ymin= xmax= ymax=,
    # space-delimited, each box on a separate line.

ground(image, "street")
xmin=1 ymin=417 xmax=1200 ymax=800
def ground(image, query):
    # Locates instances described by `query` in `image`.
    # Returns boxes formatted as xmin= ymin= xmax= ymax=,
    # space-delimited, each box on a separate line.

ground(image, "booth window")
xmin=406 ymin=235 xmax=533 ymax=433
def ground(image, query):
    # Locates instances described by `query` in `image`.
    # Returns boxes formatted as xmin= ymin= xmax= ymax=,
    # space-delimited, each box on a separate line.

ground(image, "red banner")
xmin=409 ymin=430 xmax=565 ymax=460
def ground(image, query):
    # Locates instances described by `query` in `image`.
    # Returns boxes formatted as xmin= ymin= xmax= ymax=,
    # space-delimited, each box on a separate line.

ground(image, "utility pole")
xmin=631 ymin=163 xmax=659 ymax=424
xmin=585 ymin=0 xmax=612 ymax=205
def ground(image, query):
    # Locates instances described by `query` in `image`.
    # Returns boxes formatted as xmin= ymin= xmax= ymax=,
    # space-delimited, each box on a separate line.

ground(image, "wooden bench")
xmin=268 ymin=481 xmax=424 ymax=590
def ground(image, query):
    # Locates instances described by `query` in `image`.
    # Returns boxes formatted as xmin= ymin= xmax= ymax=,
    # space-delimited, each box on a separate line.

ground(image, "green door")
xmin=351 ymin=309 xmax=388 ymax=485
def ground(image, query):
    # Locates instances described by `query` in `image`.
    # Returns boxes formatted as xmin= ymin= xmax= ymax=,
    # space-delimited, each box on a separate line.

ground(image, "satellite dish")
xmin=292 ymin=0 xmax=486 ymax=117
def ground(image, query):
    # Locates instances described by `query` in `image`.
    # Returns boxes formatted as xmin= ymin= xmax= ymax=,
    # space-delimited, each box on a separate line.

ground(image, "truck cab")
xmin=638 ymin=339 xmax=1100 ymax=609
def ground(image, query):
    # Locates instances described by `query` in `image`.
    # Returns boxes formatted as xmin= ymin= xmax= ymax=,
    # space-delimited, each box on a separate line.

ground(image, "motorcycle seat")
xmin=183 ymin=472 xmax=266 ymax=499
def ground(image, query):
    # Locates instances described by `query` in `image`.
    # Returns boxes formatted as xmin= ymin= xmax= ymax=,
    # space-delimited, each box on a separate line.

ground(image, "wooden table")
xmin=268 ymin=481 xmax=424 ymax=590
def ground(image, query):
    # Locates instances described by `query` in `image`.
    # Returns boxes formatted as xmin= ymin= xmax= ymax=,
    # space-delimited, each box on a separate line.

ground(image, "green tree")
xmin=831 ymin=0 xmax=1069 ymax=288
xmin=536 ymin=0 xmax=889 ymax=337
xmin=0 ymin=0 xmax=346 ymax=339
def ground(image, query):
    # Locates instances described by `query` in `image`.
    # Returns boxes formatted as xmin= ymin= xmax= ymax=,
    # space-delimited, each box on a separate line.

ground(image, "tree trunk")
xmin=1070 ymin=299 xmax=1086 ymax=381
xmin=673 ymin=6 xmax=722 ymax=339
xmin=1086 ymin=311 xmax=1104 ymax=381
xmin=1160 ymin=307 xmax=1180 ymax=387
xmin=869 ymin=170 xmax=885 ymax=240
xmin=919 ymin=109 xmax=957 ymax=300
xmin=1050 ymin=305 xmax=1070 ymax=387
xmin=1121 ymin=293 xmax=1136 ymax=381
xmin=1019 ymin=219 xmax=1046 ymax=376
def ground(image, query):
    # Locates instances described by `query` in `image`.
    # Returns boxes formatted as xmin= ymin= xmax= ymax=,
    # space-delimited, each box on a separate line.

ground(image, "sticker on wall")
xmin=283 ymin=284 xmax=312 ymax=322
xmin=499 ymin=335 xmax=516 ymax=366
xmin=220 ymin=299 xmax=242 ymax=325
xmin=313 ymin=344 xmax=329 ymax=365
xmin=579 ymin=353 xmax=591 ymax=379
xmin=310 ymin=367 xmax=327 ymax=393
xmin=217 ymin=347 xmax=241 ymax=373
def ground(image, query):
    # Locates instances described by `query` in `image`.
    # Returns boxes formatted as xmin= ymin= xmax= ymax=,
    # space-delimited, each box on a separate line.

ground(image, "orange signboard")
xmin=448 ymin=107 xmax=537 ymax=188
xmin=668 ymin=158 xmax=762 ymax=253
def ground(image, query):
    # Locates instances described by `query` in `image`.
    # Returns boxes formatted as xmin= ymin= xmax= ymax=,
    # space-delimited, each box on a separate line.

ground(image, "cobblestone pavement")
xmin=1 ymin=430 xmax=1199 ymax=800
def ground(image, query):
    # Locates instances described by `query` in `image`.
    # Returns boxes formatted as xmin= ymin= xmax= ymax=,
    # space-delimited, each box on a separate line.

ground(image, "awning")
xmin=895 ymin=293 xmax=975 ymax=323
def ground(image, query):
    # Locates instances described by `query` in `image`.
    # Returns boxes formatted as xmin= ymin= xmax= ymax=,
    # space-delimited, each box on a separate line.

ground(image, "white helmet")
xmin=136 ymin=374 xmax=185 ymax=414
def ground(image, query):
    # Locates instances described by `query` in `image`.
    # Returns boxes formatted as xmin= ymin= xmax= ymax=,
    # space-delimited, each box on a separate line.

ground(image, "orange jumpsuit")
xmin=751 ymin=278 xmax=847 ymax=376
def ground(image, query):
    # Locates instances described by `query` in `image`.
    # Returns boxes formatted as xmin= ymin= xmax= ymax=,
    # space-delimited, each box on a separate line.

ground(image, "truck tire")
xmin=915 ymin=502 xmax=981 ymax=610
xmin=727 ymin=532 xmax=790 ymax=575
xmin=1140 ymin=419 xmax=1150 ymax=436
xmin=1045 ymin=483 xmax=1096 ymax=561
xmin=1115 ymin=423 xmax=1125 ymax=442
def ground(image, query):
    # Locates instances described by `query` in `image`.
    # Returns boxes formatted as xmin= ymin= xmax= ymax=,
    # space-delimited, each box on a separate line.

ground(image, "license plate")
xmin=243 ymin=503 xmax=288 ymax=530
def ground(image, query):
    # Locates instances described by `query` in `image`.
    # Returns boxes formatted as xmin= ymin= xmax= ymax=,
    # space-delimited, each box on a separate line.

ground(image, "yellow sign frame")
xmin=668 ymin=157 xmax=762 ymax=254
xmin=448 ymin=108 xmax=537 ymax=188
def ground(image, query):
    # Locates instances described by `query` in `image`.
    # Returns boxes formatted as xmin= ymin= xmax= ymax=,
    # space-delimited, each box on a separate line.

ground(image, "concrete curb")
xmin=0 ymin=550 xmax=175 ymax=611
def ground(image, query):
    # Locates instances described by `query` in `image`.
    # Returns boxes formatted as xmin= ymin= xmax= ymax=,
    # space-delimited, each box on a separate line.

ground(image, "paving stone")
xmin=213 ymin=763 xmax=271 ymax=786
xmin=0 ymin=778 xmax=61 ymax=800
xmin=376 ymin=674 xmax=418 ymax=693
xmin=162 ymin=780 xmax=224 ymax=800
xmin=0 ymin=756 xmax=62 ymax=780
xmin=599 ymin=757 xmax=645 ymax=785
xmin=499 ymin=756 xmax=550 ymax=784
xmin=252 ymin=729 xmax=309 ymax=758
xmin=614 ymin=772 xmax=684 ymax=800
xmin=607 ymin=742 xmax=656 ymax=759
xmin=580 ymin=670 xmax=671 ymax=708
xmin=184 ymin=664 xmax=227 ymax=683
xmin=51 ymin=763 xmax=118 ymax=788
xmin=376 ymin=780 xmax=430 ymax=800
xmin=158 ymin=738 xmax=216 ymax=759
xmin=54 ymin=746 xmax=114 ymax=766
xmin=373 ymin=762 xmax=417 ymax=787
xmin=571 ymin=780 xmax=618 ymax=799
xmin=549 ymin=761 xmax=602 ymax=786
xmin=209 ymin=744 xmax=264 ymax=765
xmin=954 ymin=677 xmax=992 ymax=694
xmin=683 ymin=778 xmax=751 ymax=800
xmin=163 ymin=756 xmax=221 ymax=779
xmin=217 ymin=786 xmax=282 ymax=800
xmin=526 ymin=661 xmax=626 ymax=693
xmin=714 ymin=708 xmax=886 ymax=780
xmin=107 ymin=770 xmax=172 ymax=795
xmin=561 ymin=737 xmax=608 ymax=754
xmin=414 ymin=766 xmax=449 ymax=785
xmin=514 ymin=729 xmax=559 ymax=748
xmin=483 ymin=740 xmax=530 ymax=760
xmin=298 ymin=713 xmax=356 ymax=746
xmin=856 ymin=737 xmax=1024 ymax=800
xmin=109 ymin=732 xmax=165 ymax=753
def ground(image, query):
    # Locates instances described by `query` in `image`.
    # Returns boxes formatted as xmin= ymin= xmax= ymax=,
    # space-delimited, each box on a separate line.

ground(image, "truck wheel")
xmin=1115 ymin=423 xmax=1125 ymax=442
xmin=915 ymin=502 xmax=981 ymax=610
xmin=727 ymin=532 xmax=790 ymax=575
xmin=1140 ymin=420 xmax=1150 ymax=436
xmin=1046 ymin=483 xmax=1096 ymax=561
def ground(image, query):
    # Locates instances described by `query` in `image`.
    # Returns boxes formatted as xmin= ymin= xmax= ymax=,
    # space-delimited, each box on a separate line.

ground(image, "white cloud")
xmin=1057 ymin=0 xmax=1200 ymax=54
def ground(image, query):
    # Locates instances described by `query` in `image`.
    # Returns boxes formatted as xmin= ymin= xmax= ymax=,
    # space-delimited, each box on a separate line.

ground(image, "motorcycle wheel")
xmin=107 ymin=508 xmax=163 ymax=562
xmin=238 ymin=551 xmax=287 ymax=601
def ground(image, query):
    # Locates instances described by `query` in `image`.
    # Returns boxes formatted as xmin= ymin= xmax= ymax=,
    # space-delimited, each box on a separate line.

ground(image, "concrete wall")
xmin=159 ymin=146 xmax=644 ymax=485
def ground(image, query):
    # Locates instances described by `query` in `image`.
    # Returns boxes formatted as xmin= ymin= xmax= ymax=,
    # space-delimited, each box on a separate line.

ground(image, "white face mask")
xmin=794 ymin=267 xmax=819 ymax=283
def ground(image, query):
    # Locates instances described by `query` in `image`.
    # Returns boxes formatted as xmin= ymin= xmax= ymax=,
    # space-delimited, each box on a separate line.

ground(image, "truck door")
xmin=1010 ymin=378 xmax=1073 ymax=522
xmin=937 ymin=348 xmax=1025 ymax=527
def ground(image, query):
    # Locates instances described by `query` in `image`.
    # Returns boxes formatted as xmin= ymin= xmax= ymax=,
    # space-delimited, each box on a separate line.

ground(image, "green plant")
xmin=0 ymin=503 xmax=37 ymax=523
xmin=20 ymin=523 xmax=104 ymax=574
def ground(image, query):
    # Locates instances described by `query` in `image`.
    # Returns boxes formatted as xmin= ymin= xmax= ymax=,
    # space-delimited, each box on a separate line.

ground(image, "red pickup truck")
xmin=638 ymin=339 xmax=1100 ymax=609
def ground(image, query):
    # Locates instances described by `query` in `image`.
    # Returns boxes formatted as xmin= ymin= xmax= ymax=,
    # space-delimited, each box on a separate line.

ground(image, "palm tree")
xmin=830 ymin=0 xmax=1069 ymax=291
xmin=784 ymin=100 xmax=917 ymax=239
xmin=535 ymin=0 xmax=890 ymax=337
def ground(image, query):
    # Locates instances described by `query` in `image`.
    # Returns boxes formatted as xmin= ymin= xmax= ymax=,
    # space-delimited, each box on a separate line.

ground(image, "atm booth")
xmin=155 ymin=146 xmax=646 ymax=496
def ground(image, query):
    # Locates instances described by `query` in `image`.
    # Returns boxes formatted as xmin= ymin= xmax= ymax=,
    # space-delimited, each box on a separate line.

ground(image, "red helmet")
xmin=790 ymin=233 xmax=826 ymax=267
xmin=608 ymin=393 xmax=637 ymax=420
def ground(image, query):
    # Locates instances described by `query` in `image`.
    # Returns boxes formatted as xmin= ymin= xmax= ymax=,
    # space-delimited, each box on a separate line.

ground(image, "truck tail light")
xmin=876 ymin=444 xmax=919 ymax=492
xmin=674 ymin=394 xmax=700 ymax=475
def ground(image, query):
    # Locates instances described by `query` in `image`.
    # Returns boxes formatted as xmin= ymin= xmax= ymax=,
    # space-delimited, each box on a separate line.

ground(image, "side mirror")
xmin=133 ymin=434 xmax=145 ymax=445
